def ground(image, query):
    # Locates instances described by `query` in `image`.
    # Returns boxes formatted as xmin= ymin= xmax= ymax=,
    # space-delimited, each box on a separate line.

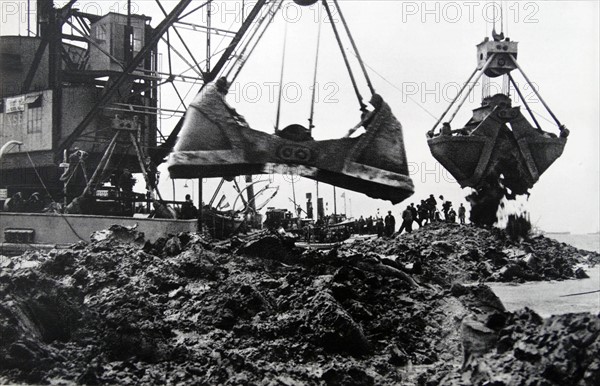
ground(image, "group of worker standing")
xmin=355 ymin=194 xmax=468 ymax=238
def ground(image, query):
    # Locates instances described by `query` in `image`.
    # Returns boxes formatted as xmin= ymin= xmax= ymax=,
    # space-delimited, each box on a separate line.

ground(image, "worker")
xmin=180 ymin=194 xmax=198 ymax=219
xmin=366 ymin=216 xmax=374 ymax=234
xmin=448 ymin=207 xmax=457 ymax=223
xmin=398 ymin=206 xmax=414 ymax=234
xmin=118 ymin=168 xmax=135 ymax=214
xmin=27 ymin=192 xmax=44 ymax=212
xmin=458 ymin=203 xmax=467 ymax=225
xmin=119 ymin=168 xmax=135 ymax=197
xmin=376 ymin=217 xmax=385 ymax=238
xmin=303 ymin=222 xmax=312 ymax=242
xmin=418 ymin=200 xmax=429 ymax=226
xmin=60 ymin=147 xmax=88 ymax=182
xmin=384 ymin=210 xmax=396 ymax=237
xmin=442 ymin=201 xmax=452 ymax=221
xmin=144 ymin=156 xmax=158 ymax=190
xmin=357 ymin=216 xmax=366 ymax=234
xmin=3 ymin=192 xmax=24 ymax=212
xmin=409 ymin=203 xmax=418 ymax=227
xmin=425 ymin=194 xmax=437 ymax=221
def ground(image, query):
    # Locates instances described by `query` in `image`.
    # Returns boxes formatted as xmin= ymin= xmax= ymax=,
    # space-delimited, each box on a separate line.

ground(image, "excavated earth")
xmin=0 ymin=223 xmax=598 ymax=385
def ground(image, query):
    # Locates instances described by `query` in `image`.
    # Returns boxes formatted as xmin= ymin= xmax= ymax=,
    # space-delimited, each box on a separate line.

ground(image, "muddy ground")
xmin=0 ymin=223 xmax=598 ymax=385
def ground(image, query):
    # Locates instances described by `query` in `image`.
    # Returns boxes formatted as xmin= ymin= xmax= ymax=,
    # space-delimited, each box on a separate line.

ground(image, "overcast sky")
xmin=2 ymin=1 xmax=598 ymax=233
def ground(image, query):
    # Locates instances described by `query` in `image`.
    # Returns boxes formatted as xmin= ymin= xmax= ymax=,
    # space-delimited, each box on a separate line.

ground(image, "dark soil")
xmin=0 ymin=223 xmax=598 ymax=385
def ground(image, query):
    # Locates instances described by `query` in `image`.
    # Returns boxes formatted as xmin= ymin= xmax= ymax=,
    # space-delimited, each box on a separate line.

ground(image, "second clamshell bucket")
xmin=427 ymin=94 xmax=566 ymax=195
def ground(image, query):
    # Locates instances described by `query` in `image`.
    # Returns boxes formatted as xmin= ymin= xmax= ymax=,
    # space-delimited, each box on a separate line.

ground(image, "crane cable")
xmin=321 ymin=0 xmax=367 ymax=113
xmin=499 ymin=1 xmax=510 ymax=95
xmin=308 ymin=16 xmax=322 ymax=134
xmin=224 ymin=0 xmax=282 ymax=80
xmin=229 ymin=0 xmax=284 ymax=83
xmin=492 ymin=1 xmax=496 ymax=34
xmin=500 ymin=0 xmax=504 ymax=34
xmin=332 ymin=0 xmax=375 ymax=96
xmin=274 ymin=22 xmax=288 ymax=133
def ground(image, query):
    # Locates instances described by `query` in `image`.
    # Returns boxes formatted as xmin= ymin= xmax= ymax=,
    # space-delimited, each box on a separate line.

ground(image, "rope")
xmin=351 ymin=53 xmax=438 ymax=121
xmin=26 ymin=152 xmax=54 ymax=201
xmin=64 ymin=161 xmax=80 ymax=187
xmin=54 ymin=212 xmax=88 ymax=242
xmin=322 ymin=0 xmax=366 ymax=112
xmin=530 ymin=107 xmax=560 ymax=126
xmin=25 ymin=151 xmax=87 ymax=242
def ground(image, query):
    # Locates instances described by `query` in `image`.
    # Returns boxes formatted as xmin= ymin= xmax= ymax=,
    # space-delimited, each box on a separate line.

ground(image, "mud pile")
xmin=423 ymin=309 xmax=600 ymax=385
xmin=0 ymin=223 xmax=597 ymax=385
xmin=342 ymin=222 xmax=599 ymax=283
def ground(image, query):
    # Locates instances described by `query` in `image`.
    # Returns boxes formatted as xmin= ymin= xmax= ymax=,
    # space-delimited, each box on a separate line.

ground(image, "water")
xmin=489 ymin=233 xmax=600 ymax=318
xmin=544 ymin=233 xmax=600 ymax=253
xmin=490 ymin=266 xmax=600 ymax=318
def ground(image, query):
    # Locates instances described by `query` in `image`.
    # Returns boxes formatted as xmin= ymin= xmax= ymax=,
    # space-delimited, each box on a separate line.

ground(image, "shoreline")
xmin=489 ymin=265 xmax=600 ymax=318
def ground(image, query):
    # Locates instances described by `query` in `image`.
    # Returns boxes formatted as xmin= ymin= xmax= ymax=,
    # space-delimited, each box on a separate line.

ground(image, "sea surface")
xmin=489 ymin=233 xmax=600 ymax=318
xmin=544 ymin=233 xmax=600 ymax=253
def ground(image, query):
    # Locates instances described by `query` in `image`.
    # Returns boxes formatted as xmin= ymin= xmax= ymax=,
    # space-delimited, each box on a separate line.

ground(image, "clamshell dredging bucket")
xmin=427 ymin=94 xmax=566 ymax=195
xmin=168 ymin=84 xmax=414 ymax=204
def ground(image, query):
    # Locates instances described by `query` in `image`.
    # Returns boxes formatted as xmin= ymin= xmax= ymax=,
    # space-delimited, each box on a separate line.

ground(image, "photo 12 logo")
xmin=143 ymin=1 xmax=340 ymax=25
xmin=401 ymin=81 xmax=541 ymax=104
xmin=408 ymin=162 xmax=457 ymax=184
xmin=227 ymin=81 xmax=340 ymax=104
xmin=400 ymin=1 xmax=540 ymax=24
xmin=1 ymin=1 xmax=141 ymax=25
